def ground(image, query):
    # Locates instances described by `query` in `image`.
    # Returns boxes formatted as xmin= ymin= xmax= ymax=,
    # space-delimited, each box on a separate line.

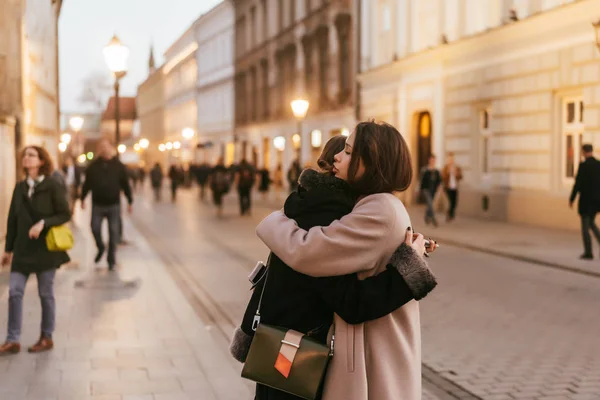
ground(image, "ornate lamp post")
xmin=290 ymin=99 xmax=309 ymax=165
xmin=103 ymin=35 xmax=129 ymax=156
xmin=69 ymin=116 xmax=84 ymax=157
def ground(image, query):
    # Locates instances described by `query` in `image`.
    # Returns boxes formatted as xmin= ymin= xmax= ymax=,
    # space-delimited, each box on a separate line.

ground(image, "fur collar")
xmin=298 ymin=168 xmax=350 ymax=192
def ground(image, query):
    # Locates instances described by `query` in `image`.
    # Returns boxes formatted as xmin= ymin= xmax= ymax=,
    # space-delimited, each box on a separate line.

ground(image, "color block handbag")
xmin=241 ymin=259 xmax=334 ymax=400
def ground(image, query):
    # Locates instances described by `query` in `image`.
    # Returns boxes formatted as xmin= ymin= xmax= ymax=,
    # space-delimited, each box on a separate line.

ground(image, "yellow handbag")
xmin=46 ymin=225 xmax=74 ymax=252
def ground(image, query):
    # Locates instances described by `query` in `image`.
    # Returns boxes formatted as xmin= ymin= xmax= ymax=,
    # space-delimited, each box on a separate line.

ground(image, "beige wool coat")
xmin=256 ymin=193 xmax=422 ymax=400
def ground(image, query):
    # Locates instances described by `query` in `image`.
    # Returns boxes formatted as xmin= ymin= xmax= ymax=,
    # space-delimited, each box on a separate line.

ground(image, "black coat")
xmin=420 ymin=167 xmax=441 ymax=193
xmin=5 ymin=178 xmax=71 ymax=274
xmin=81 ymin=156 xmax=133 ymax=206
xmin=570 ymin=156 xmax=600 ymax=215
xmin=241 ymin=170 xmax=415 ymax=400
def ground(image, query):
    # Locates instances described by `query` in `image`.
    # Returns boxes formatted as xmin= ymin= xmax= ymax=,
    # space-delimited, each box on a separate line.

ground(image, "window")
xmin=335 ymin=14 xmax=351 ymax=103
xmin=316 ymin=26 xmax=329 ymax=109
xmin=479 ymin=109 xmax=492 ymax=175
xmin=261 ymin=0 xmax=268 ymax=42
xmin=562 ymin=97 xmax=585 ymax=180
xmin=382 ymin=4 xmax=391 ymax=31
xmin=250 ymin=67 xmax=258 ymax=121
xmin=261 ymin=59 xmax=269 ymax=119
xmin=250 ymin=6 xmax=257 ymax=49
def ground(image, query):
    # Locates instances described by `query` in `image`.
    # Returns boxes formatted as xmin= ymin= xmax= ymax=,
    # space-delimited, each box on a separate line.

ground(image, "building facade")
xmin=0 ymin=0 xmax=62 ymax=240
xmin=359 ymin=0 xmax=600 ymax=230
xmin=163 ymin=27 xmax=198 ymax=164
xmin=137 ymin=59 xmax=166 ymax=168
xmin=195 ymin=0 xmax=235 ymax=164
xmin=233 ymin=0 xmax=355 ymax=178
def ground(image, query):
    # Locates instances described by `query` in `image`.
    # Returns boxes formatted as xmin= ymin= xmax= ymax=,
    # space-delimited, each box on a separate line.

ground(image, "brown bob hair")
xmin=21 ymin=146 xmax=54 ymax=177
xmin=317 ymin=135 xmax=347 ymax=174
xmin=347 ymin=121 xmax=413 ymax=195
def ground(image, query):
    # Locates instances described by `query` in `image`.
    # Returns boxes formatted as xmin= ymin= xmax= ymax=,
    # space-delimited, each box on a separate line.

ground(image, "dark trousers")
xmin=171 ymin=182 xmax=178 ymax=202
xmin=198 ymin=182 xmax=207 ymax=200
xmin=445 ymin=189 xmax=458 ymax=219
xmin=581 ymin=212 xmax=600 ymax=256
xmin=153 ymin=186 xmax=161 ymax=202
xmin=91 ymin=204 xmax=120 ymax=265
xmin=239 ymin=187 xmax=251 ymax=215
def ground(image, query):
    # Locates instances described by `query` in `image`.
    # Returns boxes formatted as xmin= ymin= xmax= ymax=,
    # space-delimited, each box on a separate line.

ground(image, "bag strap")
xmin=252 ymin=253 xmax=272 ymax=331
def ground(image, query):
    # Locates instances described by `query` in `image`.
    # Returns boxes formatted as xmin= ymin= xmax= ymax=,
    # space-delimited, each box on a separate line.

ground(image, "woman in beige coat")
xmin=256 ymin=121 xmax=431 ymax=400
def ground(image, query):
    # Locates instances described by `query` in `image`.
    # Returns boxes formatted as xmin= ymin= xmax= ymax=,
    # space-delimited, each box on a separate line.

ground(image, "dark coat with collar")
xmin=231 ymin=169 xmax=435 ymax=400
xmin=570 ymin=156 xmax=600 ymax=215
xmin=4 ymin=177 xmax=71 ymax=274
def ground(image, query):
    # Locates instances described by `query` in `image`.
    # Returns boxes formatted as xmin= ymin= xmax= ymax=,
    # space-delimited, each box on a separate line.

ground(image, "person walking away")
xmin=442 ymin=152 xmax=463 ymax=222
xmin=569 ymin=143 xmax=600 ymax=260
xmin=139 ymin=166 xmax=147 ymax=187
xmin=80 ymin=138 xmax=133 ymax=271
xmin=420 ymin=154 xmax=442 ymax=227
xmin=210 ymin=158 xmax=230 ymax=218
xmin=258 ymin=167 xmax=271 ymax=201
xmin=62 ymin=157 xmax=81 ymax=215
xmin=237 ymin=159 xmax=255 ymax=216
xmin=196 ymin=162 xmax=211 ymax=201
xmin=168 ymin=164 xmax=181 ymax=202
xmin=273 ymin=164 xmax=284 ymax=200
xmin=287 ymin=160 xmax=301 ymax=193
xmin=150 ymin=163 xmax=164 ymax=202
xmin=0 ymin=146 xmax=71 ymax=355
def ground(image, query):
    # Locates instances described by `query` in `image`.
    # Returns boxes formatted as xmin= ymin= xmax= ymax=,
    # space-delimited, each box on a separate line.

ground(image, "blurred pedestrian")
xmin=129 ymin=167 xmax=140 ymax=192
xmin=80 ymin=138 xmax=133 ymax=271
xmin=0 ymin=146 xmax=71 ymax=355
xmin=210 ymin=158 xmax=230 ymax=218
xmin=195 ymin=162 xmax=211 ymax=201
xmin=569 ymin=143 xmax=600 ymax=260
xmin=139 ymin=166 xmax=147 ymax=187
xmin=236 ymin=159 xmax=255 ymax=216
xmin=62 ymin=157 xmax=81 ymax=215
xmin=287 ymin=160 xmax=301 ymax=193
xmin=273 ymin=164 xmax=283 ymax=200
xmin=150 ymin=163 xmax=164 ymax=202
xmin=258 ymin=167 xmax=271 ymax=200
xmin=442 ymin=152 xmax=463 ymax=222
xmin=168 ymin=164 xmax=183 ymax=202
xmin=420 ymin=154 xmax=441 ymax=227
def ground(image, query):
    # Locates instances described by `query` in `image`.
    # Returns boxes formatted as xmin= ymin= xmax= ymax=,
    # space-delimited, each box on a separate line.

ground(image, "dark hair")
xmin=22 ymin=146 xmax=54 ymax=177
xmin=429 ymin=154 xmax=436 ymax=161
xmin=582 ymin=144 xmax=594 ymax=153
xmin=317 ymin=136 xmax=346 ymax=174
xmin=347 ymin=121 xmax=413 ymax=195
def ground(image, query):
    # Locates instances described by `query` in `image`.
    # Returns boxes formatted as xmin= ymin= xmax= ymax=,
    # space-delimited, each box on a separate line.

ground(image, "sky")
xmin=59 ymin=0 xmax=222 ymax=113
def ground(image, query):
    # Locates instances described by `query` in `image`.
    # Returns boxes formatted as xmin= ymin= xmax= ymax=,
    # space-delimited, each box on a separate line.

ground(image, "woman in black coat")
xmin=230 ymin=137 xmax=437 ymax=400
xmin=0 ymin=146 xmax=71 ymax=355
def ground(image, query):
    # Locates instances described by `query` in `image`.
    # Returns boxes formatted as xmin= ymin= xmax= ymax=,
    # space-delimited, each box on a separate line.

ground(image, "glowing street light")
xmin=117 ymin=144 xmax=126 ymax=154
xmin=182 ymin=128 xmax=195 ymax=140
xmin=58 ymin=142 xmax=68 ymax=153
xmin=69 ymin=116 xmax=84 ymax=132
xmin=134 ymin=143 xmax=141 ymax=152
xmin=290 ymin=99 xmax=309 ymax=164
xmin=159 ymin=144 xmax=166 ymax=152
xmin=173 ymin=141 xmax=181 ymax=150
xmin=103 ymin=34 xmax=129 ymax=155
xmin=86 ymin=152 xmax=94 ymax=160
xmin=273 ymin=136 xmax=286 ymax=152
xmin=166 ymin=142 xmax=173 ymax=150
xmin=139 ymin=138 xmax=149 ymax=149
xmin=341 ymin=128 xmax=350 ymax=137
xmin=60 ymin=133 xmax=72 ymax=144
xmin=77 ymin=154 xmax=87 ymax=164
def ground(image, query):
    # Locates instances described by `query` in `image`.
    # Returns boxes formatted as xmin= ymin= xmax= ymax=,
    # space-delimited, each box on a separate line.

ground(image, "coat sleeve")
xmin=44 ymin=181 xmax=71 ymax=228
xmin=120 ymin=163 xmax=134 ymax=205
xmin=4 ymin=186 xmax=19 ymax=252
xmin=80 ymin=166 xmax=92 ymax=202
xmin=256 ymin=196 xmax=396 ymax=277
xmin=313 ymin=243 xmax=437 ymax=324
xmin=570 ymin=162 xmax=584 ymax=203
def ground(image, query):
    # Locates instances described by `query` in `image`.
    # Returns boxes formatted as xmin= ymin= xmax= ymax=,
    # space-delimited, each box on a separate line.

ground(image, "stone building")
xmin=233 ymin=0 xmax=354 ymax=178
xmin=359 ymin=0 xmax=600 ymax=230
xmin=0 ymin=0 xmax=63 ymax=240
xmin=195 ymin=0 xmax=235 ymax=165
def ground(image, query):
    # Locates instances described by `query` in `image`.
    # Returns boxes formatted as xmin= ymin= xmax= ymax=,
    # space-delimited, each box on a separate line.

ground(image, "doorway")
xmin=262 ymin=137 xmax=270 ymax=169
xmin=417 ymin=111 xmax=432 ymax=173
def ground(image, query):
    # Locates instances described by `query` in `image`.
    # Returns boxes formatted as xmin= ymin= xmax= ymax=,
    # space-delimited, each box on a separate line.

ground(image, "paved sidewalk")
xmin=0 ymin=209 xmax=252 ymax=400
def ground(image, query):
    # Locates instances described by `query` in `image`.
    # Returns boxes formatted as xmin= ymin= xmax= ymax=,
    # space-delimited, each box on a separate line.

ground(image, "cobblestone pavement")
xmin=129 ymin=186 xmax=600 ymax=400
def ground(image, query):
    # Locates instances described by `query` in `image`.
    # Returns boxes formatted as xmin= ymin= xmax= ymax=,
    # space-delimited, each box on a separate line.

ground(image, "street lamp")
xmin=594 ymin=19 xmax=600 ymax=51
xmin=341 ymin=128 xmax=350 ymax=137
xmin=273 ymin=136 xmax=286 ymax=152
xmin=60 ymin=133 xmax=72 ymax=144
xmin=291 ymin=99 xmax=309 ymax=165
xmin=58 ymin=142 xmax=67 ymax=153
xmin=182 ymin=128 xmax=195 ymax=140
xmin=103 ymin=34 xmax=129 ymax=155
xmin=69 ymin=116 xmax=84 ymax=157
xmin=118 ymin=144 xmax=126 ymax=154
xmin=159 ymin=144 xmax=166 ymax=152
xmin=139 ymin=138 xmax=149 ymax=149
xmin=173 ymin=141 xmax=181 ymax=150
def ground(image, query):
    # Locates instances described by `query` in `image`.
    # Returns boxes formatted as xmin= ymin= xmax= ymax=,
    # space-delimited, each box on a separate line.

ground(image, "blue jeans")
xmin=91 ymin=204 xmax=120 ymax=265
xmin=423 ymin=189 xmax=436 ymax=221
xmin=581 ymin=212 xmax=600 ymax=256
xmin=7 ymin=270 xmax=56 ymax=342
